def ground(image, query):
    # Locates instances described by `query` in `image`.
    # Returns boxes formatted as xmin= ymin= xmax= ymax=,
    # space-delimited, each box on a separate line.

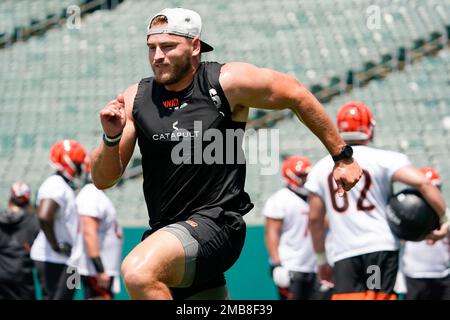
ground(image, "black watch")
xmin=332 ymin=145 xmax=353 ymax=162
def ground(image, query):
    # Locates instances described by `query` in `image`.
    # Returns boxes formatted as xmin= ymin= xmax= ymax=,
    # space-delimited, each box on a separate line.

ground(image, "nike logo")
xmin=179 ymin=102 xmax=188 ymax=109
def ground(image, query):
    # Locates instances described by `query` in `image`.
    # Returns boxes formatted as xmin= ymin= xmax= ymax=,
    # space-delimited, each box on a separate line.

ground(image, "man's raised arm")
xmin=220 ymin=62 xmax=362 ymax=193
xmin=91 ymin=84 xmax=138 ymax=189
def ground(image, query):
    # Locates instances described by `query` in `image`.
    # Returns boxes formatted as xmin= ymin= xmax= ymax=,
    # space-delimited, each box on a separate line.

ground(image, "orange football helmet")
xmin=282 ymin=156 xmax=312 ymax=189
xmin=337 ymin=101 xmax=376 ymax=142
xmin=49 ymin=140 xmax=87 ymax=180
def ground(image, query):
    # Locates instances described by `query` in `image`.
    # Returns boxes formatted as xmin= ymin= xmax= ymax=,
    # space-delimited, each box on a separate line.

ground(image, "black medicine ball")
xmin=387 ymin=188 xmax=440 ymax=241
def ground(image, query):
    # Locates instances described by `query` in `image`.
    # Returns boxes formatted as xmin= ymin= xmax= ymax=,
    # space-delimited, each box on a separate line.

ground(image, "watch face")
xmin=343 ymin=146 xmax=353 ymax=158
xmin=332 ymin=145 xmax=353 ymax=162
xmin=343 ymin=145 xmax=353 ymax=158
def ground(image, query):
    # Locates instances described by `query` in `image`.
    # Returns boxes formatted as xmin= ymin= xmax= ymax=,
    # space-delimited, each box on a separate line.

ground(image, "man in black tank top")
xmin=91 ymin=7 xmax=363 ymax=300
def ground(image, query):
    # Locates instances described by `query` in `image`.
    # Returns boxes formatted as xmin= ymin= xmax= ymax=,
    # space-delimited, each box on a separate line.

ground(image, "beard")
xmin=151 ymin=54 xmax=192 ymax=86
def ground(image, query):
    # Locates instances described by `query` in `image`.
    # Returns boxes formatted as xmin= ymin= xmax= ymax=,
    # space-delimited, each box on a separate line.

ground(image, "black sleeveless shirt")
xmin=133 ymin=62 xmax=254 ymax=228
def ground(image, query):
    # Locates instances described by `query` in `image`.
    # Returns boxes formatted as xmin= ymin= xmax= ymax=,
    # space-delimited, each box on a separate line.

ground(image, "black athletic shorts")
xmin=34 ymin=261 xmax=75 ymax=300
xmin=332 ymin=251 xmax=399 ymax=300
xmin=142 ymin=208 xmax=246 ymax=299
xmin=405 ymin=275 xmax=450 ymax=300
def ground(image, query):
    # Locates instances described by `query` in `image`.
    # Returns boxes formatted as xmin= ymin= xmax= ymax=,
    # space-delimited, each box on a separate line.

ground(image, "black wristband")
xmin=102 ymin=132 xmax=122 ymax=147
xmin=91 ymin=256 xmax=105 ymax=273
xmin=332 ymin=145 xmax=353 ymax=162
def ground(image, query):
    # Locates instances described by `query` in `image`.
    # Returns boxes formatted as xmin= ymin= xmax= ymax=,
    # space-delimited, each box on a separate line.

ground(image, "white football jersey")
xmin=402 ymin=237 xmax=450 ymax=279
xmin=263 ymin=187 xmax=316 ymax=273
xmin=31 ymin=175 xmax=79 ymax=264
xmin=68 ymin=184 xmax=123 ymax=277
xmin=305 ymin=145 xmax=410 ymax=263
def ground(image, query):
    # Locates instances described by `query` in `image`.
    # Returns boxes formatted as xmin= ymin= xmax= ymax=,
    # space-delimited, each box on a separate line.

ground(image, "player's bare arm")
xmin=308 ymin=193 xmax=333 ymax=286
xmin=82 ymin=215 xmax=111 ymax=288
xmin=308 ymin=193 xmax=327 ymax=255
xmin=265 ymin=218 xmax=283 ymax=265
xmin=37 ymin=199 xmax=60 ymax=251
xmin=81 ymin=216 xmax=101 ymax=259
xmin=393 ymin=165 xmax=448 ymax=241
xmin=392 ymin=165 xmax=446 ymax=218
xmin=91 ymin=84 xmax=138 ymax=189
xmin=220 ymin=62 xmax=362 ymax=193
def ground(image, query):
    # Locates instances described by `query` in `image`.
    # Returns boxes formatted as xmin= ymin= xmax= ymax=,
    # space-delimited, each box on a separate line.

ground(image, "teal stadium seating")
xmin=0 ymin=1 xmax=84 ymax=41
xmin=0 ymin=0 xmax=449 ymax=225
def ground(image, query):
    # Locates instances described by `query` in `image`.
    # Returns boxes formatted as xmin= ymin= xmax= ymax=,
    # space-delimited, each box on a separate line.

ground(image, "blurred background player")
xmin=401 ymin=166 xmax=450 ymax=300
xmin=31 ymin=140 xmax=87 ymax=300
xmin=0 ymin=182 xmax=39 ymax=299
xmin=264 ymin=156 xmax=331 ymax=300
xmin=68 ymin=158 xmax=123 ymax=300
xmin=306 ymin=101 xmax=448 ymax=300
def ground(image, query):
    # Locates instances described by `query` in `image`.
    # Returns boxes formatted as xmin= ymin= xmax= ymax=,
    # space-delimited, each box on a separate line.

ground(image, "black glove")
xmin=54 ymin=242 xmax=72 ymax=256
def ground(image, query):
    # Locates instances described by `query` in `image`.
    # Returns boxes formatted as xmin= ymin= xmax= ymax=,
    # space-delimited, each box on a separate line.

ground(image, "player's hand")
xmin=96 ymin=272 xmax=111 ymax=290
xmin=54 ymin=242 xmax=72 ymax=257
xmin=99 ymin=94 xmax=126 ymax=137
xmin=425 ymin=222 xmax=449 ymax=244
xmin=318 ymin=263 xmax=334 ymax=288
xmin=332 ymin=158 xmax=362 ymax=196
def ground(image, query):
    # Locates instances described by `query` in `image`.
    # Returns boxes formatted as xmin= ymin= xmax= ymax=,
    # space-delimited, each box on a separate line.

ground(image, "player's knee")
xmin=121 ymin=256 xmax=159 ymax=291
